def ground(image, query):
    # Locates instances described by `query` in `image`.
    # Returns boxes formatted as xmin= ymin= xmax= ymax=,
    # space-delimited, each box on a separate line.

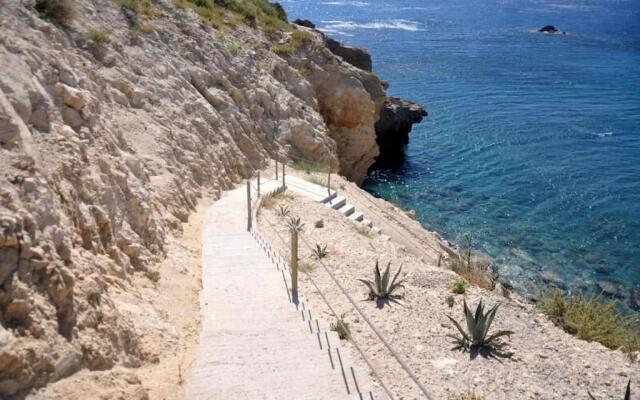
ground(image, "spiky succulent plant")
xmin=447 ymin=300 xmax=513 ymax=351
xmin=277 ymin=205 xmax=290 ymax=217
xmin=588 ymin=379 xmax=631 ymax=400
xmin=287 ymin=216 xmax=304 ymax=232
xmin=358 ymin=261 xmax=405 ymax=301
xmin=312 ymin=243 xmax=328 ymax=259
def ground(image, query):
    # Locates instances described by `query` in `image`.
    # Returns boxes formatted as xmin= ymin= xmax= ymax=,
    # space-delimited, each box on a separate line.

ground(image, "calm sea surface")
xmin=281 ymin=0 xmax=640 ymax=299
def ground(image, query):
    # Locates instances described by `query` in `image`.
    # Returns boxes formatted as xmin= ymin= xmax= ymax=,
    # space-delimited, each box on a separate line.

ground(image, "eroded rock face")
xmin=324 ymin=38 xmax=372 ymax=72
xmin=0 ymin=1 xmax=342 ymax=396
xmin=372 ymin=97 xmax=427 ymax=169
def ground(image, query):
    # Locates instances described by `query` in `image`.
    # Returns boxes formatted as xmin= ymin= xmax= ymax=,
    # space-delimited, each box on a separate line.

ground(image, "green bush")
xmin=314 ymin=219 xmax=324 ymax=228
xmin=331 ymin=316 xmax=350 ymax=340
xmin=291 ymin=29 xmax=313 ymax=48
xmin=88 ymin=29 xmax=110 ymax=44
xmin=272 ymin=43 xmax=295 ymax=56
xmin=312 ymin=244 xmax=328 ymax=259
xmin=35 ymin=0 xmax=74 ymax=26
xmin=118 ymin=0 xmax=160 ymax=18
xmin=452 ymin=278 xmax=466 ymax=294
xmin=446 ymin=295 xmax=455 ymax=308
xmin=541 ymin=289 xmax=640 ymax=354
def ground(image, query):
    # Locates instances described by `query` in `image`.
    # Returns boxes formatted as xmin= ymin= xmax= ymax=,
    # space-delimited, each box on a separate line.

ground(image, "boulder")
xmin=372 ymin=97 xmax=427 ymax=169
xmin=325 ymin=37 xmax=372 ymax=72
xmin=538 ymin=25 xmax=558 ymax=33
xmin=293 ymin=19 xmax=315 ymax=29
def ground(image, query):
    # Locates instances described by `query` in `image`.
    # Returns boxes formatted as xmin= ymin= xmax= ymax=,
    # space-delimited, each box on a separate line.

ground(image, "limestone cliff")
xmin=0 ymin=0 xmax=422 ymax=396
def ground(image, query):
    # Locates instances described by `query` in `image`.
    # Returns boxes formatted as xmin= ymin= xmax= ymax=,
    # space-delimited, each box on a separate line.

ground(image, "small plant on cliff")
xmin=88 ymin=29 xmax=111 ymax=45
xmin=358 ymin=261 xmax=405 ymax=301
xmin=331 ymin=315 xmax=351 ymax=340
xmin=314 ymin=219 xmax=324 ymax=228
xmin=272 ymin=43 xmax=295 ymax=57
xmin=293 ymin=160 xmax=326 ymax=173
xmin=446 ymin=295 xmax=455 ymax=308
xmin=261 ymin=185 xmax=291 ymax=209
xmin=447 ymin=300 xmax=513 ymax=352
xmin=448 ymin=391 xmax=485 ymax=400
xmin=312 ymin=244 xmax=328 ymax=259
xmin=353 ymin=223 xmax=375 ymax=239
xmin=118 ymin=0 xmax=160 ymax=18
xmin=452 ymin=278 xmax=466 ymax=294
xmin=146 ymin=270 xmax=160 ymax=283
xmin=588 ymin=379 xmax=631 ymax=400
xmin=291 ymin=29 xmax=313 ymax=48
xmin=35 ymin=0 xmax=74 ymax=26
xmin=448 ymin=233 xmax=497 ymax=290
xmin=227 ymin=42 xmax=241 ymax=56
xmin=540 ymin=289 xmax=640 ymax=354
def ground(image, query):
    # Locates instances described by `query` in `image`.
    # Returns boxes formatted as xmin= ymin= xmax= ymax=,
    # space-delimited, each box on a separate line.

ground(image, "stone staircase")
xmin=263 ymin=175 xmax=383 ymax=235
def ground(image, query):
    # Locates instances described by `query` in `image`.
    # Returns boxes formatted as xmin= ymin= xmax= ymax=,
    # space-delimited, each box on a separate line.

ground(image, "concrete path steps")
xmin=187 ymin=179 xmax=385 ymax=400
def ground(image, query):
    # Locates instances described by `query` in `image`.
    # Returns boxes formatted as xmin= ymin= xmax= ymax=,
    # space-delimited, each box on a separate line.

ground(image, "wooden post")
xmin=246 ymin=180 xmax=252 ymax=231
xmin=290 ymin=228 xmax=298 ymax=298
xmin=437 ymin=253 xmax=442 ymax=268
xmin=275 ymin=159 xmax=279 ymax=180
xmin=282 ymin=163 xmax=286 ymax=187
xmin=327 ymin=169 xmax=331 ymax=194
xmin=257 ymin=171 xmax=261 ymax=196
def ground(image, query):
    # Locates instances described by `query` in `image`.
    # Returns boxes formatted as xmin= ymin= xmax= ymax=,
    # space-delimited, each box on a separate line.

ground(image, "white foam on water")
xmin=321 ymin=19 xmax=423 ymax=32
xmin=322 ymin=0 xmax=370 ymax=6
xmin=592 ymin=131 xmax=614 ymax=138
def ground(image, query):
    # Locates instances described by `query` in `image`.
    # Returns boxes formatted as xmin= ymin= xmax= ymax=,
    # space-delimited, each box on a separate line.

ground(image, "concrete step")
xmin=348 ymin=211 xmax=364 ymax=222
xmin=371 ymin=227 xmax=382 ymax=235
xmin=327 ymin=196 xmax=347 ymax=210
xmin=361 ymin=219 xmax=373 ymax=228
xmin=338 ymin=203 xmax=356 ymax=216
xmin=320 ymin=190 xmax=337 ymax=204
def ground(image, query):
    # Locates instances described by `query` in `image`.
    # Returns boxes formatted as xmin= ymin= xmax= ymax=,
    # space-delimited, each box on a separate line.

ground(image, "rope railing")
xmin=247 ymin=176 xmax=435 ymax=400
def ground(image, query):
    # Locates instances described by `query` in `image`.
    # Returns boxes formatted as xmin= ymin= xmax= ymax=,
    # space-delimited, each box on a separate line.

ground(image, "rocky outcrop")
xmin=372 ymin=97 xmax=427 ymax=168
xmin=324 ymin=38 xmax=372 ymax=72
xmin=293 ymin=19 xmax=315 ymax=29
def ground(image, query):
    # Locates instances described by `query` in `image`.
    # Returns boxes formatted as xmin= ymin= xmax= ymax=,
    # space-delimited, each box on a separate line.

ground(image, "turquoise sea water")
xmin=281 ymin=0 xmax=640 ymax=301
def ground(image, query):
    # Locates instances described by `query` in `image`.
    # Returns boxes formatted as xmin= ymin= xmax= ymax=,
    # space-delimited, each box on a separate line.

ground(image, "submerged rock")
xmin=539 ymin=25 xmax=558 ymax=33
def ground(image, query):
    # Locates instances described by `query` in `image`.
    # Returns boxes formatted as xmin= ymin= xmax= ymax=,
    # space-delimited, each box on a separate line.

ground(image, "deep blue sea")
xmin=281 ymin=0 xmax=640 ymax=301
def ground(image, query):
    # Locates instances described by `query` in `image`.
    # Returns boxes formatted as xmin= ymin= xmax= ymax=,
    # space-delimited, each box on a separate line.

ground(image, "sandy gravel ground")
xmin=257 ymin=171 xmax=638 ymax=400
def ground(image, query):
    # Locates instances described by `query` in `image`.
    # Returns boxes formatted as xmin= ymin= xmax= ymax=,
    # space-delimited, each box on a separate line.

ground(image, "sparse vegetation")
xmin=358 ymin=261 xmax=405 ymax=301
xmin=291 ymin=29 xmax=313 ymax=48
xmin=353 ymin=223 xmax=375 ymax=239
xmin=173 ymin=0 xmax=289 ymax=30
xmin=314 ymin=219 xmax=324 ymax=228
xmin=448 ymin=234 xmax=498 ymax=290
xmin=146 ymin=270 xmax=160 ymax=283
xmin=446 ymin=295 xmax=455 ymax=308
xmin=298 ymin=259 xmax=315 ymax=272
xmin=272 ymin=43 xmax=295 ymax=56
xmin=305 ymin=175 xmax=336 ymax=190
xmin=227 ymin=42 xmax=241 ymax=56
xmin=331 ymin=315 xmax=351 ymax=340
xmin=298 ymin=66 xmax=311 ymax=77
xmin=35 ymin=0 xmax=74 ymax=26
xmin=88 ymin=29 xmax=110 ymax=44
xmin=588 ymin=379 xmax=631 ymax=400
xmin=541 ymin=289 xmax=640 ymax=354
xmin=447 ymin=300 xmax=513 ymax=352
xmin=448 ymin=391 xmax=485 ymax=400
xmin=140 ymin=23 xmax=155 ymax=33
xmin=118 ymin=0 xmax=160 ymax=18
xmin=312 ymin=244 xmax=328 ymax=259
xmin=260 ymin=186 xmax=292 ymax=209
xmin=452 ymin=278 xmax=466 ymax=294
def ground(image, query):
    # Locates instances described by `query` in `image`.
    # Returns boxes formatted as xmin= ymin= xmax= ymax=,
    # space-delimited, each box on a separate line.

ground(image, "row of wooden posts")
xmin=246 ymin=161 xmax=299 ymax=297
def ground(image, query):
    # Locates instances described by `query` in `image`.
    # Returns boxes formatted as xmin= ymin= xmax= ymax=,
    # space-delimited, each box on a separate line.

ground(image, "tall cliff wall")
xmin=0 ymin=0 xmax=424 ymax=396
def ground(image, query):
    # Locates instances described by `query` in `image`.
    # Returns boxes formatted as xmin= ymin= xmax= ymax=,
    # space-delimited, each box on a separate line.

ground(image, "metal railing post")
xmin=246 ymin=180 xmax=251 ymax=231
xmin=282 ymin=163 xmax=286 ymax=187
xmin=327 ymin=169 xmax=331 ymax=194
xmin=275 ymin=159 xmax=278 ymax=180
xmin=290 ymin=228 xmax=298 ymax=298
xmin=257 ymin=171 xmax=261 ymax=196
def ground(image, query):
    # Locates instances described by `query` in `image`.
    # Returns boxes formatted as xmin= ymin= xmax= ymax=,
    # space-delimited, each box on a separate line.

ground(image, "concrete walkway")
xmin=187 ymin=179 xmax=380 ymax=400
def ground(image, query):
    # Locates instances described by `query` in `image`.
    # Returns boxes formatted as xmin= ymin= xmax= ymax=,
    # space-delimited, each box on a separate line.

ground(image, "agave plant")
xmin=287 ymin=216 xmax=304 ymax=232
xmin=358 ymin=261 xmax=405 ymax=301
xmin=588 ymin=380 xmax=631 ymax=400
xmin=447 ymin=300 xmax=513 ymax=351
xmin=277 ymin=204 xmax=290 ymax=217
xmin=312 ymin=243 xmax=328 ymax=259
